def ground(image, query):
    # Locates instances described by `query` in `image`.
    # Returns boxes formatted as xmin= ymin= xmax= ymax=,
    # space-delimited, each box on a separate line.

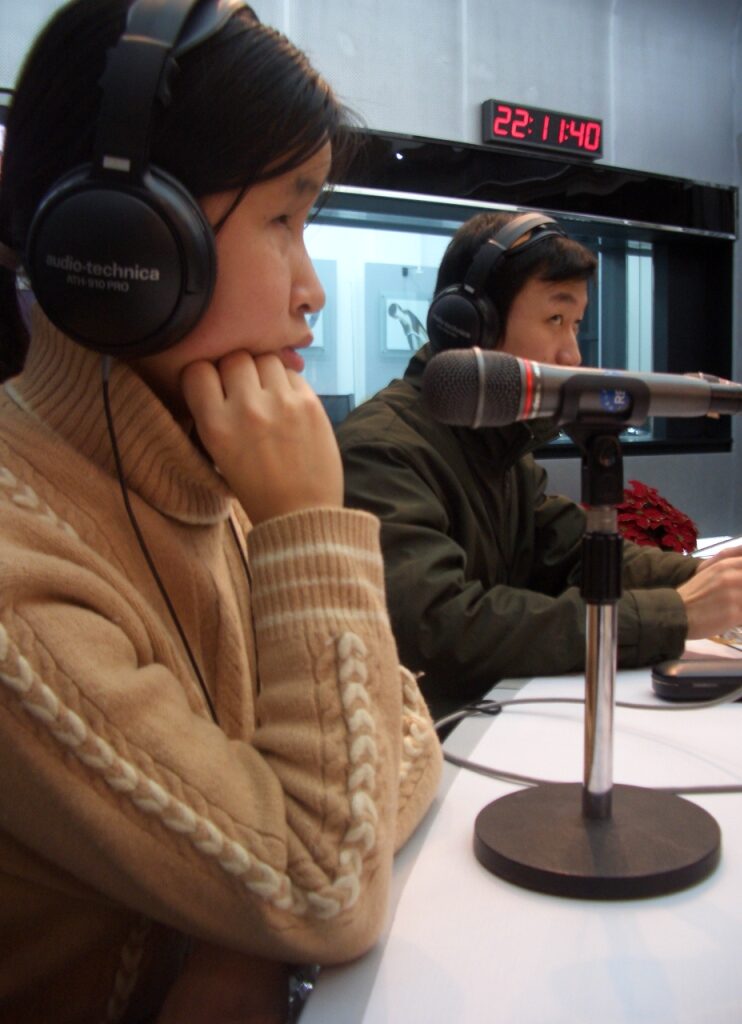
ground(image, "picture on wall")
xmin=381 ymin=297 xmax=430 ymax=352
xmin=365 ymin=262 xmax=439 ymax=400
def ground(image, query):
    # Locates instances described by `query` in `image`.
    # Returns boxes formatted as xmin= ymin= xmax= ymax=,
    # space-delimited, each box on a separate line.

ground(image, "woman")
xmin=0 ymin=2 xmax=442 ymax=1021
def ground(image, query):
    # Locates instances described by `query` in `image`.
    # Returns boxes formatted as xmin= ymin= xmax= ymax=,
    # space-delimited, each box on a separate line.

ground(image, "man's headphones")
xmin=24 ymin=0 xmax=245 ymax=359
xmin=426 ymin=212 xmax=566 ymax=353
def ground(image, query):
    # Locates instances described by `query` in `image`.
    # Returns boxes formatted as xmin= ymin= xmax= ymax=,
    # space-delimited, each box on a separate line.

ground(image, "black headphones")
xmin=24 ymin=0 xmax=245 ymax=359
xmin=426 ymin=212 xmax=566 ymax=354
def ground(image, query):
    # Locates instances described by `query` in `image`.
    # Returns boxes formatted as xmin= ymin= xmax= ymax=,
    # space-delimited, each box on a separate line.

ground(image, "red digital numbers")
xmin=492 ymin=104 xmax=531 ymax=139
xmin=569 ymin=119 xmax=586 ymax=148
xmin=482 ymin=100 xmax=602 ymax=158
xmin=583 ymin=121 xmax=602 ymax=152
xmin=558 ymin=117 xmax=602 ymax=152
xmin=491 ymin=104 xmax=513 ymax=136
xmin=510 ymin=107 xmax=530 ymax=138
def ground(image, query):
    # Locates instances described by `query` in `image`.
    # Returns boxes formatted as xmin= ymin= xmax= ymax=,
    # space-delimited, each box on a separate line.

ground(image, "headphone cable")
xmin=100 ymin=355 xmax=219 ymax=724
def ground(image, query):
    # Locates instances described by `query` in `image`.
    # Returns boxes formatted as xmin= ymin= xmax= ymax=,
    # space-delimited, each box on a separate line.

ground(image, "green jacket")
xmin=338 ymin=345 xmax=697 ymax=719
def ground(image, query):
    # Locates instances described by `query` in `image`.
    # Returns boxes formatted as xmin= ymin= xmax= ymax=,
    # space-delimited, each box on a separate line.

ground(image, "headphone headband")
xmin=427 ymin=211 xmax=568 ymax=353
xmin=94 ymin=0 xmax=245 ymax=180
xmin=462 ymin=213 xmax=565 ymax=295
xmin=25 ymin=0 xmax=248 ymax=358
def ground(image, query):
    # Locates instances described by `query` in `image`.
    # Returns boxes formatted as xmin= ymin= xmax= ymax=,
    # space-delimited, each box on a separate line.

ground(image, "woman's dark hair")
xmin=434 ymin=211 xmax=598 ymax=346
xmin=0 ymin=0 xmax=357 ymax=378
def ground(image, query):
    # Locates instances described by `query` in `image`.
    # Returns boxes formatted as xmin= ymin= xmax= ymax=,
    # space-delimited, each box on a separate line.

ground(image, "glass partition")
xmin=306 ymin=184 xmax=733 ymax=453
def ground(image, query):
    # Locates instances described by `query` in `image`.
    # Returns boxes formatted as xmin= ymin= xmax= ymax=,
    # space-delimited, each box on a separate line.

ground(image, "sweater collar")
xmin=5 ymin=315 xmax=233 ymax=525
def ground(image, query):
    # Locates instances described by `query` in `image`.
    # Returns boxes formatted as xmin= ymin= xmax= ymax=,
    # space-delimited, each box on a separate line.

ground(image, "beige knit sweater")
xmin=0 ymin=318 xmax=442 ymax=1023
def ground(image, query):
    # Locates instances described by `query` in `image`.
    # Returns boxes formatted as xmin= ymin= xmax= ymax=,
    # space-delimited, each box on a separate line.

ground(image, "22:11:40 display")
xmin=481 ymin=100 xmax=603 ymax=159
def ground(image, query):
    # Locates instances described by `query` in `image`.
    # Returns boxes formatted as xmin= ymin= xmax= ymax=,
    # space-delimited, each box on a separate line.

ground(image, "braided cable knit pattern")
xmin=0 ymin=463 xmax=398 ymax=1015
xmin=102 ymin=917 xmax=151 ymax=1024
xmin=398 ymin=667 xmax=434 ymax=785
xmin=0 ymin=623 xmax=378 ymax=922
xmin=0 ymin=465 xmax=78 ymax=539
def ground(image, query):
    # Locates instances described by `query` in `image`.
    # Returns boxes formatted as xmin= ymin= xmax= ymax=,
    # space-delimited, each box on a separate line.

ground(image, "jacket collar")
xmin=403 ymin=343 xmax=560 ymax=458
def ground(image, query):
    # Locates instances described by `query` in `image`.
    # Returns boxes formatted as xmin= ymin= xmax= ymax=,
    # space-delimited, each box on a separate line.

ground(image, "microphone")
xmin=422 ymin=348 xmax=742 ymax=428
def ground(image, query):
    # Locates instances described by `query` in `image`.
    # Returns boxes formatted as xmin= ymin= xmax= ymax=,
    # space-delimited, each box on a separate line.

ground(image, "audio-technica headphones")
xmin=426 ymin=212 xmax=566 ymax=354
xmin=24 ymin=0 xmax=245 ymax=359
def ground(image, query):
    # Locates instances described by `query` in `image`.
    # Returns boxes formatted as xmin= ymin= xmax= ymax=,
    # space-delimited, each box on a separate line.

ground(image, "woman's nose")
xmin=295 ymin=248 xmax=325 ymax=316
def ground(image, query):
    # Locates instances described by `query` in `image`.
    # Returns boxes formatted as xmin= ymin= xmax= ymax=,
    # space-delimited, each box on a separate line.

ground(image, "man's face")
xmin=499 ymin=276 xmax=587 ymax=366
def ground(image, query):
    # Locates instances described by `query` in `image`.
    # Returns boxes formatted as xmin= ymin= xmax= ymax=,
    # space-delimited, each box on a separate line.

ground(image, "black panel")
xmin=342 ymin=130 xmax=737 ymax=236
xmin=654 ymin=237 xmax=734 ymax=444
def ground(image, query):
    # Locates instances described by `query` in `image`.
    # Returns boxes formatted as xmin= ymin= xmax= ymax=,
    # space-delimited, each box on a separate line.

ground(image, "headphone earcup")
xmin=26 ymin=164 xmax=216 ymax=358
xmin=427 ymin=286 xmax=498 ymax=353
xmin=427 ymin=213 xmax=565 ymax=356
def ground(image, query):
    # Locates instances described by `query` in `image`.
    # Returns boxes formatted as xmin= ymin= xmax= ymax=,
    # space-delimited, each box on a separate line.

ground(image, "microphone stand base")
xmin=474 ymin=782 xmax=720 ymax=900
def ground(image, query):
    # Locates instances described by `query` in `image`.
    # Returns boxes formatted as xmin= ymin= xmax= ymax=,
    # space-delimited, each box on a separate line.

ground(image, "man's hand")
xmin=678 ymin=549 xmax=742 ymax=639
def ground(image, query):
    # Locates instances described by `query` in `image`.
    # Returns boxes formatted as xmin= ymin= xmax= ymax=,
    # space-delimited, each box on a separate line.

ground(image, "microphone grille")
xmin=422 ymin=349 xmax=523 ymax=427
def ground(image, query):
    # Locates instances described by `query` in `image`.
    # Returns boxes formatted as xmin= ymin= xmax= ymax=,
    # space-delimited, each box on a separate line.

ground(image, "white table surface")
xmin=301 ymin=658 xmax=742 ymax=1023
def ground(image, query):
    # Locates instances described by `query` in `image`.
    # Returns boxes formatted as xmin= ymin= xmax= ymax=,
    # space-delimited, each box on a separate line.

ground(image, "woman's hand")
xmin=181 ymin=351 xmax=343 ymax=525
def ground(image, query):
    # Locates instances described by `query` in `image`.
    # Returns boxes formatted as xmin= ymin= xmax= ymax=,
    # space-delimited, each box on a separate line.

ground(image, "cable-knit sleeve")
xmin=246 ymin=507 xmax=442 ymax=878
xmin=394 ymin=665 xmax=443 ymax=850
xmin=0 ymin=498 xmax=440 ymax=968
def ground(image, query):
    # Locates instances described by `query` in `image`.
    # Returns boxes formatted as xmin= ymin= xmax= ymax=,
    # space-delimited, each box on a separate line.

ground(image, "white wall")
xmin=4 ymin=1 xmax=739 ymax=186
xmin=252 ymin=0 xmax=742 ymax=188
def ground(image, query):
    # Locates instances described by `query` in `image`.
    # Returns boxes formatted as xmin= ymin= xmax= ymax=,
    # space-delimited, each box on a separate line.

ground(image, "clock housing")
xmin=482 ymin=99 xmax=603 ymax=159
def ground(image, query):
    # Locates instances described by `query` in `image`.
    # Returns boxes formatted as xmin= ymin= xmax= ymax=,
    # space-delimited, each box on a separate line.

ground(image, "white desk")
xmin=301 ymin=666 xmax=742 ymax=1023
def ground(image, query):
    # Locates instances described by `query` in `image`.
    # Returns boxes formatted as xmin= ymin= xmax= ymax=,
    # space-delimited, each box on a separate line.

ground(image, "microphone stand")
xmin=577 ymin=425 xmax=623 ymax=822
xmin=473 ymin=415 xmax=721 ymax=899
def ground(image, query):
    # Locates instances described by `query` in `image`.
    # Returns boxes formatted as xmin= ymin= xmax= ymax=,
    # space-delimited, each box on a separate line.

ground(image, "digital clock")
xmin=481 ymin=99 xmax=603 ymax=159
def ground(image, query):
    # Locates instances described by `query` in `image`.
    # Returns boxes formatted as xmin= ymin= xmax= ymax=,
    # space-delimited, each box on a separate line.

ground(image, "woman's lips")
xmin=280 ymin=344 xmax=308 ymax=373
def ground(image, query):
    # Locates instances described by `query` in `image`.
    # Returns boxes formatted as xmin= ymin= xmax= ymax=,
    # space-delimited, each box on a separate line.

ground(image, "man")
xmin=337 ymin=210 xmax=742 ymax=720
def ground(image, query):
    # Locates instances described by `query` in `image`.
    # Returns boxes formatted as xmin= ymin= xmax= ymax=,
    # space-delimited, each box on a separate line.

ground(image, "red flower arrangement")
xmin=616 ymin=479 xmax=698 ymax=554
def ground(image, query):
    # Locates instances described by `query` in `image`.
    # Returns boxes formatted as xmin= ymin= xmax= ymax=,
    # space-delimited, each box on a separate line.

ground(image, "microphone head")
xmin=422 ymin=348 xmax=523 ymax=427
